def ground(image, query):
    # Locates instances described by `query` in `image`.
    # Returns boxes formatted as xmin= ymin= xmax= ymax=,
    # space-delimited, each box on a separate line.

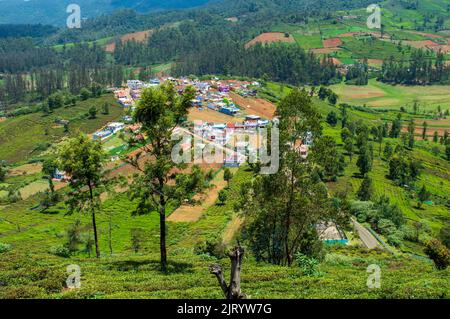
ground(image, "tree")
xmin=236 ymin=89 xmax=345 ymax=266
xmin=209 ymin=245 xmax=245 ymax=299
xmin=326 ymin=111 xmax=338 ymax=126
xmin=446 ymin=143 xmax=450 ymax=161
xmin=56 ymin=133 xmax=106 ymax=258
xmin=130 ymin=228 xmax=145 ymax=253
xmin=312 ymin=136 xmax=341 ymax=181
xmin=328 ymin=92 xmax=338 ymax=105
xmin=223 ymin=168 xmax=233 ymax=189
xmin=218 ymin=189 xmax=227 ymax=205
xmin=383 ymin=142 xmax=394 ymax=160
xmin=407 ymin=119 xmax=415 ymax=149
xmin=422 ymin=121 xmax=428 ymax=140
xmin=80 ymin=88 xmax=91 ymax=100
xmin=357 ymin=175 xmax=374 ymax=201
xmin=417 ymin=185 xmax=430 ymax=209
xmin=88 ymin=106 xmax=98 ymax=119
xmin=424 ymin=239 xmax=449 ymax=270
xmin=344 ymin=138 xmax=354 ymax=162
xmin=341 ymin=127 xmax=352 ymax=143
xmin=102 ymin=102 xmax=110 ymax=115
xmin=42 ymin=157 xmax=57 ymax=195
xmin=0 ymin=163 xmax=7 ymax=182
xmin=127 ymin=82 xmax=208 ymax=271
xmin=439 ymin=226 xmax=450 ymax=248
xmin=433 ymin=131 xmax=439 ymax=143
xmin=356 ymin=147 xmax=372 ymax=176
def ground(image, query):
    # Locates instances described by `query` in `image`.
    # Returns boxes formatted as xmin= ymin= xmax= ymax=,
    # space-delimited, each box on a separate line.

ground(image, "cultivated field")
xmin=329 ymin=79 xmax=450 ymax=110
xmin=245 ymin=32 xmax=296 ymax=49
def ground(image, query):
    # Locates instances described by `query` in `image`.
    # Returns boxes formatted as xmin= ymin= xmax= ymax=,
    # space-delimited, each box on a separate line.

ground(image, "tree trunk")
xmin=88 ymin=183 xmax=100 ymax=258
xmin=210 ymin=244 xmax=245 ymax=299
xmin=159 ymin=204 xmax=167 ymax=272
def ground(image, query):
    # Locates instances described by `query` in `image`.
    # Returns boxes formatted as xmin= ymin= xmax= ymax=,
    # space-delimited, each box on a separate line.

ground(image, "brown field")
xmin=430 ymin=45 xmax=450 ymax=54
xmin=311 ymin=47 xmax=341 ymax=54
xmin=323 ymin=38 xmax=343 ymax=48
xmin=229 ymin=92 xmax=277 ymax=119
xmin=105 ymin=29 xmax=154 ymax=52
xmin=8 ymin=163 xmax=42 ymax=177
xmin=338 ymin=31 xmax=383 ymax=38
xmin=415 ymin=118 xmax=450 ymax=127
xmin=188 ymin=108 xmax=236 ymax=123
xmin=407 ymin=31 xmax=444 ymax=39
xmin=403 ymin=40 xmax=439 ymax=49
xmin=401 ymin=126 xmax=448 ymax=137
xmin=330 ymin=57 xmax=342 ymax=66
xmin=245 ymin=32 xmax=295 ymax=49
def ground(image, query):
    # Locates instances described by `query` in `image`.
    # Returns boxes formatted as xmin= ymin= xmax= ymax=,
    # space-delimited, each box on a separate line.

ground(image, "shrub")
xmin=424 ymin=239 xmax=450 ymax=270
xmin=387 ymin=231 xmax=404 ymax=247
xmin=295 ymin=252 xmax=320 ymax=276
xmin=194 ymin=235 xmax=226 ymax=259
xmin=49 ymin=245 xmax=71 ymax=258
xmin=130 ymin=228 xmax=146 ymax=253
xmin=0 ymin=242 xmax=11 ymax=253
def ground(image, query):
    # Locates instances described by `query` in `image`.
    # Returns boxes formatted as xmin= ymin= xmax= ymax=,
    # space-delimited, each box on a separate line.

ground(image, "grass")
xmin=0 ymin=94 xmax=124 ymax=164
xmin=0 ymin=166 xmax=448 ymax=299
xmin=329 ymin=79 xmax=450 ymax=111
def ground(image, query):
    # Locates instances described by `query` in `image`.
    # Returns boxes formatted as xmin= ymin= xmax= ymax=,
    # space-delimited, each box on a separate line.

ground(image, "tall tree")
xmin=56 ymin=133 xmax=106 ymax=258
xmin=127 ymin=82 xmax=208 ymax=271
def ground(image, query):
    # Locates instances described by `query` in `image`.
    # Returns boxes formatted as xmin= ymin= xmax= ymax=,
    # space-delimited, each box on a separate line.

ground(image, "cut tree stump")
xmin=209 ymin=244 xmax=246 ymax=299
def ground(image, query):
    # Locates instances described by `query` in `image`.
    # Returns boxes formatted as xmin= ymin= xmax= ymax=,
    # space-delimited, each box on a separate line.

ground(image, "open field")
xmin=229 ymin=93 xmax=277 ymax=119
xmin=329 ymin=79 xmax=450 ymax=110
xmin=245 ymin=32 xmax=296 ymax=49
xmin=7 ymin=163 xmax=42 ymax=177
xmin=0 ymin=94 xmax=123 ymax=164
xmin=105 ymin=30 xmax=154 ymax=52
xmin=187 ymin=108 xmax=236 ymax=123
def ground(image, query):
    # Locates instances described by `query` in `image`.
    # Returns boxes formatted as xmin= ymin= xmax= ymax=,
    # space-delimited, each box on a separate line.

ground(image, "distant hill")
xmin=0 ymin=0 xmax=216 ymax=25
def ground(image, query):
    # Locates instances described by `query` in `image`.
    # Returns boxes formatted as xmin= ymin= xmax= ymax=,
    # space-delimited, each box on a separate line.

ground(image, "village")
xmin=90 ymin=76 xmax=310 ymax=167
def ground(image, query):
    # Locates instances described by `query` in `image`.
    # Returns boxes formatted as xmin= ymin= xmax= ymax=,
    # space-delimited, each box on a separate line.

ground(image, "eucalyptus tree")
xmin=56 ymin=133 xmax=106 ymax=258
xmin=127 ymin=82 xmax=209 ymax=271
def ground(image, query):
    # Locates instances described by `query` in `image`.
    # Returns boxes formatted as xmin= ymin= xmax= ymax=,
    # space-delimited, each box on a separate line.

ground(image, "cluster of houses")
xmin=93 ymin=122 xmax=126 ymax=141
xmin=194 ymin=115 xmax=272 ymax=146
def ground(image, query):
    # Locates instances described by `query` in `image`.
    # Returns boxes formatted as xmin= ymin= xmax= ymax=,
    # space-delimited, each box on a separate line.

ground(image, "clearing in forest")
xmin=105 ymin=29 xmax=154 ymax=52
xmin=245 ymin=32 xmax=295 ymax=49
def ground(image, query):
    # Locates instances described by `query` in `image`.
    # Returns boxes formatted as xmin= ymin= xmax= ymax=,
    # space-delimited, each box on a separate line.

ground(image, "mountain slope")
xmin=0 ymin=0 xmax=216 ymax=25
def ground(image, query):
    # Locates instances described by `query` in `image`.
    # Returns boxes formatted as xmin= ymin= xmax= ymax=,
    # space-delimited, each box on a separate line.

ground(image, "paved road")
xmin=352 ymin=219 xmax=382 ymax=249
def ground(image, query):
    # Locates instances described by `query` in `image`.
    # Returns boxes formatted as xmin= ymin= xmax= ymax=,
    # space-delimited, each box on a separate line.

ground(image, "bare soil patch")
xmin=403 ymin=40 xmax=439 ymax=49
xmin=188 ymin=108 xmax=236 ymax=123
xmin=105 ymin=29 xmax=154 ymax=52
xmin=245 ymin=32 xmax=295 ymax=49
xmin=229 ymin=93 xmax=276 ymax=119
xmin=323 ymin=38 xmax=342 ymax=48
xmin=168 ymin=169 xmax=228 ymax=223
xmin=311 ymin=47 xmax=341 ymax=54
